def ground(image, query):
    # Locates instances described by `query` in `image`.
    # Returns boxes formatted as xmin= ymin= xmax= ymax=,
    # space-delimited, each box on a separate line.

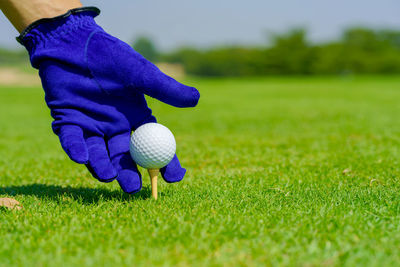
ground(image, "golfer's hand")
xmin=18 ymin=7 xmax=200 ymax=193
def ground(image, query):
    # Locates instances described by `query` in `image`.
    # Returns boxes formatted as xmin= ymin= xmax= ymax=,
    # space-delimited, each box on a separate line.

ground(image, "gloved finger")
xmin=58 ymin=125 xmax=88 ymax=164
xmin=161 ymin=154 xmax=186 ymax=183
xmin=85 ymin=136 xmax=118 ymax=182
xmin=108 ymin=133 xmax=142 ymax=194
xmin=86 ymin=32 xmax=200 ymax=107
xmin=131 ymin=60 xmax=200 ymax=108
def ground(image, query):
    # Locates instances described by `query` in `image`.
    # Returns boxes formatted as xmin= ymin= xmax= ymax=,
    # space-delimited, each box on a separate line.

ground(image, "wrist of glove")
xmin=17 ymin=7 xmax=199 ymax=194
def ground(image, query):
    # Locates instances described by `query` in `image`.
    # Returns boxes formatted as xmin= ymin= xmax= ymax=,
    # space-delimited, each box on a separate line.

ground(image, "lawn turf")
xmin=1 ymin=76 xmax=400 ymax=266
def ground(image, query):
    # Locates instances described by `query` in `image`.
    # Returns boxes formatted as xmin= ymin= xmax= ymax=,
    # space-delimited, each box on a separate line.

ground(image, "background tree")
xmin=132 ymin=36 xmax=159 ymax=62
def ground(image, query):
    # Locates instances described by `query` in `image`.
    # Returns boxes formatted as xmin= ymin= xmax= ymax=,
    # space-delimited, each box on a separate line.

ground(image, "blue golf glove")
xmin=17 ymin=7 xmax=200 ymax=193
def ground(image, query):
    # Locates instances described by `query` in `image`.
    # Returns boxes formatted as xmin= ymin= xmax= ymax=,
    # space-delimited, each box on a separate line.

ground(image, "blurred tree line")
xmin=1 ymin=27 xmax=400 ymax=76
xmin=0 ymin=48 xmax=29 ymax=65
xmin=134 ymin=27 xmax=400 ymax=76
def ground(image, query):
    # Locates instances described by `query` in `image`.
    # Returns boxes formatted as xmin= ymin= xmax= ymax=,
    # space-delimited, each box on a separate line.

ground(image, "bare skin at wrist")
xmin=0 ymin=0 xmax=83 ymax=33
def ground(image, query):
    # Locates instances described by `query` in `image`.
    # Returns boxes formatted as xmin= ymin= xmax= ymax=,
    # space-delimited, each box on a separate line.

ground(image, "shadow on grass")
xmin=0 ymin=183 xmax=152 ymax=204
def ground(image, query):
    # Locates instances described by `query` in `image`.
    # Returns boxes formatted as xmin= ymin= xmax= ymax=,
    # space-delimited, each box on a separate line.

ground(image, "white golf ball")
xmin=129 ymin=123 xmax=176 ymax=169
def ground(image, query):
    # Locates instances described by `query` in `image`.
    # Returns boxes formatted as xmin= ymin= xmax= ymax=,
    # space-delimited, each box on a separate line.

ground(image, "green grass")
xmin=1 ymin=76 xmax=400 ymax=266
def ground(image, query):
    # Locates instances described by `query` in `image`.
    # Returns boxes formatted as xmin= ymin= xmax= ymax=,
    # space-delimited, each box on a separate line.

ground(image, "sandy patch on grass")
xmin=156 ymin=63 xmax=185 ymax=80
xmin=0 ymin=63 xmax=184 ymax=87
xmin=0 ymin=67 xmax=41 ymax=86
xmin=0 ymin=198 xmax=22 ymax=210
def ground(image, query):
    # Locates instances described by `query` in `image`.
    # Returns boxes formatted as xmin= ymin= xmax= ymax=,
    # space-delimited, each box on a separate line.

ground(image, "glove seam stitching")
xmin=84 ymin=30 xmax=112 ymax=96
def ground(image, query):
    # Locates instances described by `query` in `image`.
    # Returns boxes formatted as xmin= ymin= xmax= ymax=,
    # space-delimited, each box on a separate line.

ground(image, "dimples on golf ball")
xmin=130 ymin=123 xmax=176 ymax=169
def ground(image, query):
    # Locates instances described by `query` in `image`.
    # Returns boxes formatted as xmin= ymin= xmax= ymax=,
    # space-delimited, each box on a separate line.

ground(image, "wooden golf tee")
xmin=148 ymin=169 xmax=159 ymax=200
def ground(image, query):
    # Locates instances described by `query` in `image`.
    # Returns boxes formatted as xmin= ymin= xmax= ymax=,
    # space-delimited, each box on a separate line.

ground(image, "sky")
xmin=0 ymin=0 xmax=399 ymax=50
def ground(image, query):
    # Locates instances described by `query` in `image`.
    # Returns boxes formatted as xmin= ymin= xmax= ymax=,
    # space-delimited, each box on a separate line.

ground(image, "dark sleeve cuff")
xmin=16 ymin=6 xmax=100 ymax=44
